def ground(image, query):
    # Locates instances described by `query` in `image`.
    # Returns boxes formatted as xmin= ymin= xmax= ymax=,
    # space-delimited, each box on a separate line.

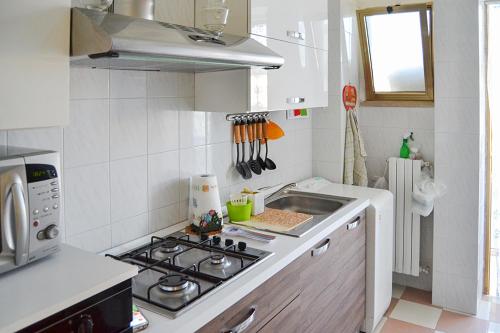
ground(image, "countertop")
xmin=106 ymin=180 xmax=373 ymax=333
xmin=0 ymin=244 xmax=138 ymax=333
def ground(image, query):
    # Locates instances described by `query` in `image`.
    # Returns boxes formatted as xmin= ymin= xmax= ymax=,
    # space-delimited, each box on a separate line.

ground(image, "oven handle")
xmin=11 ymin=181 xmax=29 ymax=266
xmin=223 ymin=307 xmax=256 ymax=333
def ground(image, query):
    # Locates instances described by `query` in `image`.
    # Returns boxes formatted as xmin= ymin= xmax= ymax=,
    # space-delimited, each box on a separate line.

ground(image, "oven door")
xmin=0 ymin=163 xmax=29 ymax=274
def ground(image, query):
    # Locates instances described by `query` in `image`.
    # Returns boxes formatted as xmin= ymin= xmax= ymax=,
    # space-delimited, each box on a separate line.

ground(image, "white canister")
xmin=189 ymin=175 xmax=223 ymax=231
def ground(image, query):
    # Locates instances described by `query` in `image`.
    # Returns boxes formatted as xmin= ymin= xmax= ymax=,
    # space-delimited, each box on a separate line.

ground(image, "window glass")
xmin=366 ymin=11 xmax=425 ymax=92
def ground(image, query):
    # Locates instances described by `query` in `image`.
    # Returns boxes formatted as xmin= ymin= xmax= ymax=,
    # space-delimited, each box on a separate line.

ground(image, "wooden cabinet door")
xmin=0 ymin=0 xmax=70 ymax=130
xmin=257 ymin=295 xmax=302 ymax=333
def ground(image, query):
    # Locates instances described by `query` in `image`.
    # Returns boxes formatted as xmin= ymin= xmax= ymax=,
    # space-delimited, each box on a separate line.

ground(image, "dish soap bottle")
xmin=400 ymin=132 xmax=413 ymax=158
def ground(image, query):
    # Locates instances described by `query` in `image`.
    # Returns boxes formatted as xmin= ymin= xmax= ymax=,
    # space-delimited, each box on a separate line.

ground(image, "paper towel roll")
xmin=189 ymin=174 xmax=223 ymax=231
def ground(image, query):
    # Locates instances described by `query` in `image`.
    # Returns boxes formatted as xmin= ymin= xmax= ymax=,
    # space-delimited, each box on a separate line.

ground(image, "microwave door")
xmin=1 ymin=168 xmax=29 ymax=266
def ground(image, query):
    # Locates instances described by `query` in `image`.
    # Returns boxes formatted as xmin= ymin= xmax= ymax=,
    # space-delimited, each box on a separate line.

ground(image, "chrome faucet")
xmin=264 ymin=182 xmax=297 ymax=201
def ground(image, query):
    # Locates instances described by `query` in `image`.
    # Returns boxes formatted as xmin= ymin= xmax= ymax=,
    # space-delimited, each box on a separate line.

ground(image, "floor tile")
xmin=476 ymin=299 xmax=491 ymax=321
xmin=393 ymin=284 xmax=406 ymax=299
xmin=390 ymin=300 xmax=442 ymax=329
xmin=385 ymin=298 xmax=399 ymax=317
xmin=401 ymin=287 xmax=433 ymax=306
xmin=380 ymin=318 xmax=434 ymax=333
xmin=436 ymin=310 xmax=490 ymax=333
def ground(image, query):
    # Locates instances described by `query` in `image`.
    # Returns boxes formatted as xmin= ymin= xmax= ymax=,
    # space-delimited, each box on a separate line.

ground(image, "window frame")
xmin=357 ymin=3 xmax=434 ymax=103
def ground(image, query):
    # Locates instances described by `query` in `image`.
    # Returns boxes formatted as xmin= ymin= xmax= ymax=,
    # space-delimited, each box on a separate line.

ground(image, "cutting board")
xmin=231 ymin=208 xmax=313 ymax=232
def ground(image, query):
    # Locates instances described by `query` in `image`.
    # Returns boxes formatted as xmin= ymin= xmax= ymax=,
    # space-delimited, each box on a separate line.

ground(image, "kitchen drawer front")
xmin=257 ymin=294 xmax=302 ymax=333
xmin=197 ymin=255 xmax=306 ymax=333
xmin=300 ymin=213 xmax=365 ymax=299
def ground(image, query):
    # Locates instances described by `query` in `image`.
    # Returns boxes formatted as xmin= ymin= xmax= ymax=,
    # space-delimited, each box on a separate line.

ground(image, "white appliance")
xmin=297 ymin=177 xmax=393 ymax=333
xmin=0 ymin=146 xmax=61 ymax=274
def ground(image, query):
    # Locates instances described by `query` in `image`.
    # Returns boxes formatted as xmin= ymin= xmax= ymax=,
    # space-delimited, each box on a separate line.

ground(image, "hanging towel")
xmin=343 ymin=109 xmax=368 ymax=186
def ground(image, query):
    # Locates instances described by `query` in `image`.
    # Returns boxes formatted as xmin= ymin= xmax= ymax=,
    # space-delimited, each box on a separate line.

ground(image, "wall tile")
xmin=435 ymin=61 xmax=480 ymax=100
xmin=206 ymin=112 xmax=232 ymax=144
xmin=435 ymin=98 xmax=479 ymax=135
xmin=207 ymin=142 xmax=234 ymax=188
xmin=8 ymin=127 xmax=63 ymax=152
xmin=110 ymin=99 xmax=148 ymax=160
xmin=66 ymin=226 xmax=112 ymax=253
xmin=65 ymin=99 xmax=109 ymax=168
xmin=149 ymin=203 xmax=180 ymax=233
xmin=148 ymin=98 xmax=179 ymax=154
xmin=180 ymin=111 xmax=206 ymax=148
xmin=148 ymin=151 xmax=180 ymax=210
xmin=0 ymin=131 xmax=7 ymax=146
xmin=147 ymin=72 xmax=177 ymax=97
xmin=111 ymin=213 xmax=149 ymax=246
xmin=110 ymin=70 xmax=147 ymax=99
xmin=110 ymin=156 xmax=148 ymax=222
xmin=70 ymin=67 xmax=109 ymax=100
xmin=64 ymin=163 xmax=110 ymax=237
xmin=179 ymin=146 xmax=207 ymax=202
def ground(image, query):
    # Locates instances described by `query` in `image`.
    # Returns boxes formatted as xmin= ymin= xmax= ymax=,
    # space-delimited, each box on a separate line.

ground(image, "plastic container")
xmin=226 ymin=200 xmax=253 ymax=222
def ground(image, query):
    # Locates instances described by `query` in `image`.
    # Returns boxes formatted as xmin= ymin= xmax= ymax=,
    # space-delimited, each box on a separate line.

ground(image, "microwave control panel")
xmin=26 ymin=163 xmax=61 ymax=261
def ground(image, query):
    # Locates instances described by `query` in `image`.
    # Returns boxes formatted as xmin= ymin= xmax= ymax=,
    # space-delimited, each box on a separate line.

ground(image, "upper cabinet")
xmin=195 ymin=0 xmax=328 ymax=112
xmin=251 ymin=0 xmax=328 ymax=50
xmin=0 ymin=0 xmax=70 ymax=130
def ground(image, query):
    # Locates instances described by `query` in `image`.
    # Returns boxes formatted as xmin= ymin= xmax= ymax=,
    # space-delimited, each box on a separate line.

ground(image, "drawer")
xmin=257 ymin=294 xmax=302 ymax=333
xmin=197 ymin=255 xmax=306 ymax=333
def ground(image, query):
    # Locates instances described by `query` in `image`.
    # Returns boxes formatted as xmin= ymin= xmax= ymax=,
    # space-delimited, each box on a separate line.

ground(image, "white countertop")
xmin=106 ymin=180 xmax=373 ymax=333
xmin=0 ymin=244 xmax=138 ymax=333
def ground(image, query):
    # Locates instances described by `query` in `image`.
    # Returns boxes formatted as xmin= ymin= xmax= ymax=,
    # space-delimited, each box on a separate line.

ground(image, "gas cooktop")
xmin=107 ymin=231 xmax=273 ymax=318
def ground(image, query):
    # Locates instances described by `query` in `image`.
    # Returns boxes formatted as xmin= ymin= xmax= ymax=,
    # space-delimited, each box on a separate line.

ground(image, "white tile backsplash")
xmin=9 ymin=67 xmax=312 ymax=253
xmin=110 ymin=99 xmax=148 ymax=160
xmin=110 ymin=156 xmax=148 ymax=222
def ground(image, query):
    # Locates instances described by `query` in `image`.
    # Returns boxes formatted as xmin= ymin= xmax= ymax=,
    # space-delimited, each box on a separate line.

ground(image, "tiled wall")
xmin=0 ymin=67 xmax=312 ymax=253
xmin=432 ymin=0 xmax=485 ymax=314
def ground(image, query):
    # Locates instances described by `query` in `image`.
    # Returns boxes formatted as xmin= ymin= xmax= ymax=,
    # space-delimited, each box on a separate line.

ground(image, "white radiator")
xmin=388 ymin=157 xmax=422 ymax=276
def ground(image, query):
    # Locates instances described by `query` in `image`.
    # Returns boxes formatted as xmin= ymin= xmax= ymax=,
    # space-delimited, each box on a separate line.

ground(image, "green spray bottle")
xmin=400 ymin=132 xmax=413 ymax=159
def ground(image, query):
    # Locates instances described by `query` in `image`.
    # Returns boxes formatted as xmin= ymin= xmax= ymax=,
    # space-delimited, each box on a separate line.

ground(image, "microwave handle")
xmin=11 ymin=182 xmax=29 ymax=266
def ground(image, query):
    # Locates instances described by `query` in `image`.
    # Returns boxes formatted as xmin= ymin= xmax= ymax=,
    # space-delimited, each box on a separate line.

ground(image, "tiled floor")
xmin=374 ymin=284 xmax=500 ymax=333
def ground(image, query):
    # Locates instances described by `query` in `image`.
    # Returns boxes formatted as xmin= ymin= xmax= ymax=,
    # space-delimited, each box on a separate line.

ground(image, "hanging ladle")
xmin=239 ymin=120 xmax=253 ymax=179
xmin=263 ymin=119 xmax=277 ymax=170
xmin=233 ymin=120 xmax=246 ymax=178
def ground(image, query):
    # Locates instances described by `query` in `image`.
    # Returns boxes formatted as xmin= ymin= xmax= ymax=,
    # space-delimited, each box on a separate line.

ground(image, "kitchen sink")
xmin=264 ymin=191 xmax=353 ymax=237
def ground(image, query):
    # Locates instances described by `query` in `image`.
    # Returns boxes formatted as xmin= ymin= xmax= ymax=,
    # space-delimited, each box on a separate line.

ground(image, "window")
xmin=357 ymin=4 xmax=434 ymax=103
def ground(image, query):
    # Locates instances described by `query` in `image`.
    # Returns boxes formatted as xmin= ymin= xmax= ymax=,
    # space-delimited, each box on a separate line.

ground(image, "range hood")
xmin=70 ymin=8 xmax=284 ymax=73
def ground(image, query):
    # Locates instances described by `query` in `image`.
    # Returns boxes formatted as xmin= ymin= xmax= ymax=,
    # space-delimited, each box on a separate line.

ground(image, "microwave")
xmin=0 ymin=146 xmax=61 ymax=275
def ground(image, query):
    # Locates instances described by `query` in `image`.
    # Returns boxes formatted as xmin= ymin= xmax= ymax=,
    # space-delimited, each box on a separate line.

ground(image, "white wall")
xmin=0 ymin=68 xmax=313 ymax=253
xmin=432 ymin=0 xmax=485 ymax=314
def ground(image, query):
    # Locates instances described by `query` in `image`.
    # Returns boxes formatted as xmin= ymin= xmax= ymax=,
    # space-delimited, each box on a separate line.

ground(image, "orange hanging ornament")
xmin=342 ymin=84 xmax=358 ymax=111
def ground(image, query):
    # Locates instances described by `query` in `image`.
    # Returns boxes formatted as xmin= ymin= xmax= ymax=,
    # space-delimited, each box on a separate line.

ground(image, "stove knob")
xmin=200 ymin=234 xmax=209 ymax=242
xmin=44 ymin=224 xmax=59 ymax=240
xmin=212 ymin=236 xmax=221 ymax=246
xmin=238 ymin=241 xmax=247 ymax=251
xmin=225 ymin=239 xmax=234 ymax=247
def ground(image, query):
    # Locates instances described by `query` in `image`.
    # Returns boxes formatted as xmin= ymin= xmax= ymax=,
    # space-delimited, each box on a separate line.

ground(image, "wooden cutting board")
xmin=231 ymin=208 xmax=313 ymax=232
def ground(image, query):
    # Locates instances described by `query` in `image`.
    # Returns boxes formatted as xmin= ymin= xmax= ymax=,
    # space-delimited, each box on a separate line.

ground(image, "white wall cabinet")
xmin=0 ymin=1 xmax=70 ymax=130
xmin=251 ymin=0 xmax=328 ymax=50
xmin=195 ymin=0 xmax=328 ymax=112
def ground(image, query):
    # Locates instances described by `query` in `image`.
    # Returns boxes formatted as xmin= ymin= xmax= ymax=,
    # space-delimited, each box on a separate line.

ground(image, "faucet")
xmin=264 ymin=182 xmax=297 ymax=201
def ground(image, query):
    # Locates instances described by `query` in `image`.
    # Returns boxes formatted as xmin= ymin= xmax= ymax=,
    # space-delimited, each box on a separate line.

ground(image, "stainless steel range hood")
xmin=70 ymin=8 xmax=284 ymax=72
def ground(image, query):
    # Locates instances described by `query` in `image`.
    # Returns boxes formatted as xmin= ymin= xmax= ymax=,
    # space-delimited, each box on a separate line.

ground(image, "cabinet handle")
xmin=286 ymin=97 xmax=305 ymax=104
xmin=287 ymin=30 xmax=304 ymax=40
xmin=347 ymin=217 xmax=361 ymax=231
xmin=311 ymin=238 xmax=330 ymax=257
xmin=223 ymin=307 xmax=256 ymax=333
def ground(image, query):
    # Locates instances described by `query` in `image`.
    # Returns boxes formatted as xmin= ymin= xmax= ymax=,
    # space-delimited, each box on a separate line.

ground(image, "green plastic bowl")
xmin=226 ymin=200 xmax=253 ymax=222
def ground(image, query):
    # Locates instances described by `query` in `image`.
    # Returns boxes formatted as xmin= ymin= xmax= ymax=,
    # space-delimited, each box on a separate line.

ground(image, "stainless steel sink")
xmin=264 ymin=190 xmax=353 ymax=237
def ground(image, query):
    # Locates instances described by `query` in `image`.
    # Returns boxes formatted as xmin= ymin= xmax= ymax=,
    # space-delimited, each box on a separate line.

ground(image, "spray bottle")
xmin=400 ymin=132 xmax=414 ymax=159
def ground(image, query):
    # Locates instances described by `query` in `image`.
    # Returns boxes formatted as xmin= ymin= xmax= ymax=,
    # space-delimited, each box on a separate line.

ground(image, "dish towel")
xmin=343 ymin=109 xmax=368 ymax=186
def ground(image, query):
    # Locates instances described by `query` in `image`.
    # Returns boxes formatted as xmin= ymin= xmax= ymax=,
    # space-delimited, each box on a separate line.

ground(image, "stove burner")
xmin=158 ymin=240 xmax=180 ymax=253
xmin=210 ymin=254 xmax=226 ymax=265
xmin=158 ymin=275 xmax=190 ymax=292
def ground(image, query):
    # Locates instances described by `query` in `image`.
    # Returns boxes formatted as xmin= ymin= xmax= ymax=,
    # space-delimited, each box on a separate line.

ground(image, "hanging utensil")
xmin=256 ymin=116 xmax=267 ymax=170
xmin=233 ymin=120 xmax=246 ymax=178
xmin=263 ymin=119 xmax=277 ymax=170
xmin=240 ymin=120 xmax=253 ymax=179
xmin=247 ymin=118 xmax=262 ymax=175
xmin=267 ymin=120 xmax=285 ymax=140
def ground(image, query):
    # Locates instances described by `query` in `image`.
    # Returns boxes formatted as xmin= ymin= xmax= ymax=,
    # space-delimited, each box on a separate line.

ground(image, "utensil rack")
xmin=226 ymin=112 xmax=270 ymax=122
